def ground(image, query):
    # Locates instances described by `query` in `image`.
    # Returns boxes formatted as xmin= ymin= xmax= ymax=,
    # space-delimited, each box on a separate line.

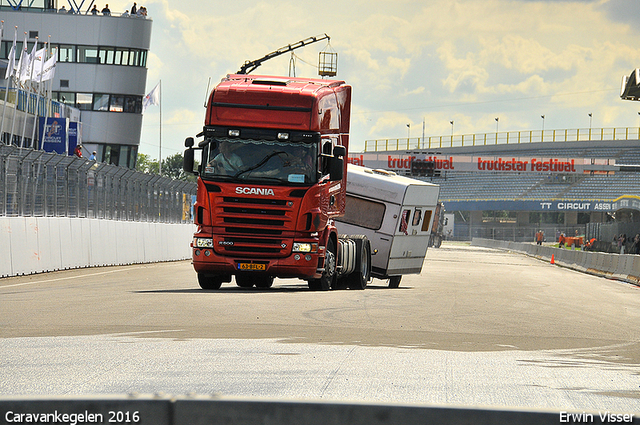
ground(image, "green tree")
xmin=136 ymin=152 xmax=197 ymax=182
xmin=161 ymin=153 xmax=186 ymax=180
xmin=136 ymin=153 xmax=159 ymax=174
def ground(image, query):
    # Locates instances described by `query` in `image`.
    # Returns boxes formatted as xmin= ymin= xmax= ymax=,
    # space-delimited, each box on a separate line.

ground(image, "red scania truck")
xmin=183 ymin=74 xmax=371 ymax=290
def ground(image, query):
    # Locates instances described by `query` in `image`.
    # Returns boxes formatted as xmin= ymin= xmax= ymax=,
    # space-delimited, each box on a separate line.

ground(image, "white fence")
xmin=0 ymin=216 xmax=194 ymax=277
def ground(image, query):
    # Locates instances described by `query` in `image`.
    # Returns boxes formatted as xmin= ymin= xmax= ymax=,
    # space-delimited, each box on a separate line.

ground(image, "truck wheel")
xmin=388 ymin=276 xmax=402 ymax=288
xmin=308 ymin=238 xmax=336 ymax=291
xmin=235 ymin=274 xmax=254 ymax=288
xmin=346 ymin=235 xmax=371 ymax=290
xmin=198 ymin=273 xmax=224 ymax=290
xmin=254 ymin=276 xmax=274 ymax=289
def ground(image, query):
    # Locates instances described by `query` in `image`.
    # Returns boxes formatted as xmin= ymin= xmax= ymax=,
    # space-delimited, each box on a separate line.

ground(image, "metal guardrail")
xmin=0 ymin=145 xmax=196 ymax=223
xmin=365 ymin=127 xmax=640 ymax=152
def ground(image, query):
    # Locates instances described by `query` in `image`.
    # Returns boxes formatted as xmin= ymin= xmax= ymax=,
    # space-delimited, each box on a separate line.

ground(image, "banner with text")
xmin=347 ymin=153 xmax=617 ymax=174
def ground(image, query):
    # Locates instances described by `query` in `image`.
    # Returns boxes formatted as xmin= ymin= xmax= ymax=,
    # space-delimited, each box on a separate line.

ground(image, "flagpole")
xmin=1 ymin=26 xmax=17 ymax=145
xmin=31 ymin=39 xmax=46 ymax=149
xmin=10 ymin=32 xmax=28 ymax=146
xmin=21 ymin=37 xmax=37 ymax=147
xmin=158 ymin=79 xmax=162 ymax=175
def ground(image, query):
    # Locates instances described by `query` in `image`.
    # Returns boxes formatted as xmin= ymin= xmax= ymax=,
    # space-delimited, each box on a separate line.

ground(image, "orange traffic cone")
xmin=550 ymin=254 xmax=555 ymax=265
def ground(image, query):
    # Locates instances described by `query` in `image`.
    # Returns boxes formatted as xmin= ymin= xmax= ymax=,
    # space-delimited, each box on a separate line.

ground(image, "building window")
xmin=58 ymin=45 xmax=75 ymax=62
xmin=76 ymin=93 xmax=93 ymax=110
xmin=29 ymin=31 xmax=39 ymax=39
xmin=60 ymin=80 xmax=70 ymax=88
xmin=93 ymin=94 xmax=110 ymax=111
xmin=78 ymin=46 xmax=100 ymax=64
xmin=53 ymin=91 xmax=143 ymax=114
xmin=57 ymin=92 xmax=76 ymax=106
xmin=109 ymin=95 xmax=124 ymax=112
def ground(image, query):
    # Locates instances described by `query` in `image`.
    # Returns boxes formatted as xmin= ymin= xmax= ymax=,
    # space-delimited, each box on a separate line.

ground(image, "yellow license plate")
xmin=238 ymin=263 xmax=266 ymax=271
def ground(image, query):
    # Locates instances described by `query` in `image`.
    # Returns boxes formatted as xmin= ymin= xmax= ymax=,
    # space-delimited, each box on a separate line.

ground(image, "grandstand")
xmin=349 ymin=130 xmax=640 ymax=243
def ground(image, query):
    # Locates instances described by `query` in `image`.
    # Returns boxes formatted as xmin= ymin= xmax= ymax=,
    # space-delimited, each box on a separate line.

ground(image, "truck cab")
xmin=183 ymin=75 xmax=370 ymax=291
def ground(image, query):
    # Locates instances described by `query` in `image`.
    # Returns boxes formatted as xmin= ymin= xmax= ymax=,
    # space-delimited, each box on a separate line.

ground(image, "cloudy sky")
xmin=105 ymin=0 xmax=640 ymax=159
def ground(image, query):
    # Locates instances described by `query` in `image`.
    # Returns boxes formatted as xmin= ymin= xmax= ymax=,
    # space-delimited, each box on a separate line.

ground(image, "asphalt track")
xmin=1 ymin=243 xmax=639 ymax=414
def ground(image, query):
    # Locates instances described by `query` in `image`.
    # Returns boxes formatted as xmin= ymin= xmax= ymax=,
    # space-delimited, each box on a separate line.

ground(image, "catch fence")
xmin=0 ymin=145 xmax=196 ymax=222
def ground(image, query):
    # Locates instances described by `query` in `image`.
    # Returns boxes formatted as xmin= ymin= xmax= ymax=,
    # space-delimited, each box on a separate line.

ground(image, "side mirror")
xmin=183 ymin=148 xmax=195 ymax=175
xmin=333 ymin=145 xmax=346 ymax=157
xmin=329 ymin=156 xmax=344 ymax=181
xmin=185 ymin=137 xmax=194 ymax=148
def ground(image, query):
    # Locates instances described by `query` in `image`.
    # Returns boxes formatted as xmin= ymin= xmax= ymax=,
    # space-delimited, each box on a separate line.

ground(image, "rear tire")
xmin=346 ymin=235 xmax=371 ymax=290
xmin=198 ymin=273 xmax=225 ymax=290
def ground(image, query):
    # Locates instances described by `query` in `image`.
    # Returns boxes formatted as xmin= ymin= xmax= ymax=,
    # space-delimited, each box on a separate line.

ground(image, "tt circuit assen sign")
xmin=441 ymin=196 xmax=640 ymax=213
xmin=347 ymin=153 xmax=616 ymax=174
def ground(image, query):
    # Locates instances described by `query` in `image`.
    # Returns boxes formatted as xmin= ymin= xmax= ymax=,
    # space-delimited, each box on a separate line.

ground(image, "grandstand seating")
xmin=420 ymin=140 xmax=640 ymax=202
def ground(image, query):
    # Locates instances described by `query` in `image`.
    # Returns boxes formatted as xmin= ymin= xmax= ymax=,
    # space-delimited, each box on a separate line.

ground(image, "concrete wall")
xmin=0 ymin=217 xmax=194 ymax=278
xmin=471 ymin=238 xmax=640 ymax=286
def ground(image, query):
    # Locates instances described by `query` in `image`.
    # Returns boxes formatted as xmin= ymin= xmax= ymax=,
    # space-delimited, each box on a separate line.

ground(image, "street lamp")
xmin=407 ymin=123 xmax=410 ymax=139
xmin=450 ymin=120 xmax=454 ymax=139
xmin=495 ymin=117 xmax=499 ymax=143
xmin=541 ymin=115 xmax=545 ymax=141
xmin=588 ymin=113 xmax=592 ymax=139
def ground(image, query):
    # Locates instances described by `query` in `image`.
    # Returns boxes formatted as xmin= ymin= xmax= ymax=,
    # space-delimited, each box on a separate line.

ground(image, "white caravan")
xmin=336 ymin=164 xmax=440 ymax=287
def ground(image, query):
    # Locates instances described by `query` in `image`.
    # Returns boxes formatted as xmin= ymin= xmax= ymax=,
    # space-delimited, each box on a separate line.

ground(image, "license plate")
xmin=237 ymin=263 xmax=266 ymax=271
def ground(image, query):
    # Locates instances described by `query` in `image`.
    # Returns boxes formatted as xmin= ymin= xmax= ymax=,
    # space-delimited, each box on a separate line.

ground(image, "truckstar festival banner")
xmin=347 ymin=153 xmax=617 ymax=174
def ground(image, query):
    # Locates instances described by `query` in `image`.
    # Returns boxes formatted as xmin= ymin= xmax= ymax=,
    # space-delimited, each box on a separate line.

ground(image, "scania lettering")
xmin=235 ymin=187 xmax=275 ymax=196
xmin=183 ymin=75 xmax=375 ymax=290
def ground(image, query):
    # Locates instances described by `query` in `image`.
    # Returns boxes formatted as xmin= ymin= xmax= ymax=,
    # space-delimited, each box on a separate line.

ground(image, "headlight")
xmin=292 ymin=242 xmax=318 ymax=253
xmin=194 ymin=238 xmax=214 ymax=248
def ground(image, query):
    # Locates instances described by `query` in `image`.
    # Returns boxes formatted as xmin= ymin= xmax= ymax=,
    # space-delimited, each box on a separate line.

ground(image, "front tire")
xmin=254 ymin=276 xmax=274 ymax=289
xmin=198 ymin=273 xmax=225 ymax=290
xmin=308 ymin=238 xmax=337 ymax=291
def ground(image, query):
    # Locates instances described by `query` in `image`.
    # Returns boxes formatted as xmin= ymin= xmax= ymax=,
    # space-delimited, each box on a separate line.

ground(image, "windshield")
xmin=202 ymin=137 xmax=318 ymax=184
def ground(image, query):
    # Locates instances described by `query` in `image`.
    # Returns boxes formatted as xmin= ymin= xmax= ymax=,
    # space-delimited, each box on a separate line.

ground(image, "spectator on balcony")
xmin=101 ymin=4 xmax=111 ymax=16
xmin=90 ymin=5 xmax=98 ymax=15
xmin=631 ymin=234 xmax=640 ymax=255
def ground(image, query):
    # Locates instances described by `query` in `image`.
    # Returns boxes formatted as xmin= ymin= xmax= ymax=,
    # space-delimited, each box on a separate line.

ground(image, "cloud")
xmin=110 ymin=0 xmax=640 ymax=156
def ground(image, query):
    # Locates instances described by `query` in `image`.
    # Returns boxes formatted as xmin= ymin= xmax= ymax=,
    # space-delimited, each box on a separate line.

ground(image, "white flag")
xmin=4 ymin=30 xmax=17 ymax=80
xmin=38 ymin=55 xmax=57 ymax=82
xmin=15 ymin=33 xmax=28 ymax=82
xmin=30 ymin=48 xmax=49 ymax=81
xmin=142 ymin=82 xmax=160 ymax=113
xmin=20 ymin=39 xmax=38 ymax=83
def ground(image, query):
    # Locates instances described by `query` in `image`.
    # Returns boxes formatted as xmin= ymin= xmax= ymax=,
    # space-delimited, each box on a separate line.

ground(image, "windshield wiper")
xmin=234 ymin=151 xmax=287 ymax=179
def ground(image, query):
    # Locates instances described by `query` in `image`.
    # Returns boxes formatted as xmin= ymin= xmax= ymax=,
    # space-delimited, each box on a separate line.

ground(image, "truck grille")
xmin=215 ymin=195 xmax=295 ymax=257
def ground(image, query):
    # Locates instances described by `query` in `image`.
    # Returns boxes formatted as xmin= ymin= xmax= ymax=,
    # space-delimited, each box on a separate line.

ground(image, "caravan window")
xmin=341 ymin=195 xmax=385 ymax=230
